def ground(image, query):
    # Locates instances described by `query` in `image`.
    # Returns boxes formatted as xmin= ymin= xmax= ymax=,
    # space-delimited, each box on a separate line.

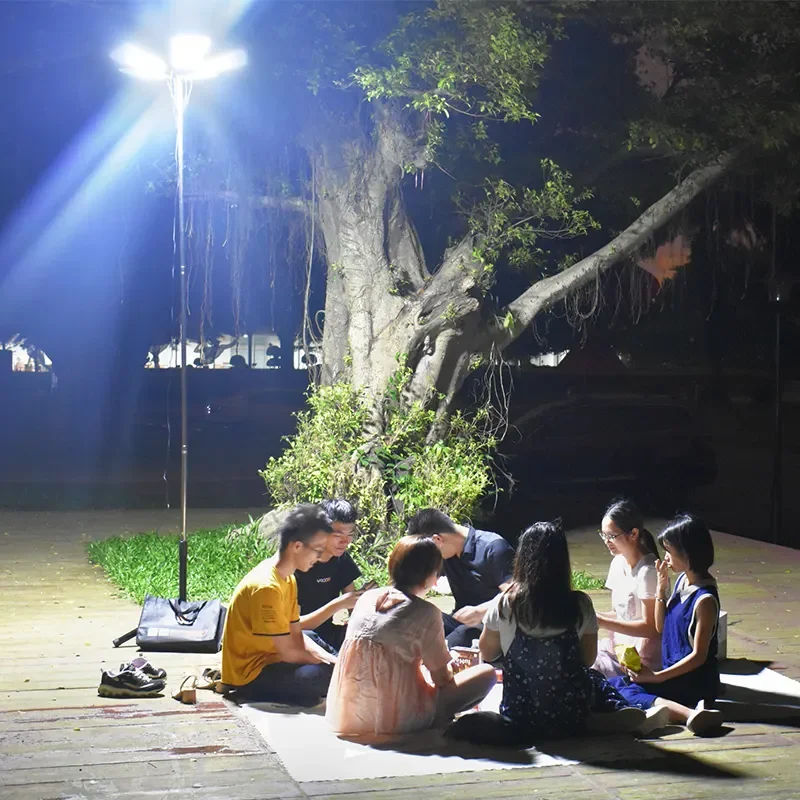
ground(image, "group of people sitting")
xmin=220 ymin=497 xmax=725 ymax=744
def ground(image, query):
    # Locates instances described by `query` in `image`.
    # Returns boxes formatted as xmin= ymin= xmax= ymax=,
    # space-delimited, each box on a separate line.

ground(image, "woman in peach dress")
xmin=326 ymin=536 xmax=496 ymax=737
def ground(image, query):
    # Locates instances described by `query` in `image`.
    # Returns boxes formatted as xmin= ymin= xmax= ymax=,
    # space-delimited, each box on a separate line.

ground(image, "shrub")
xmin=260 ymin=367 xmax=496 ymax=582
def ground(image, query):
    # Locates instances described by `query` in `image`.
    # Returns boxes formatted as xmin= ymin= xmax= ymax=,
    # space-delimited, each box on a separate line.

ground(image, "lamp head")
xmin=111 ymin=43 xmax=168 ymax=81
xmin=112 ymin=36 xmax=246 ymax=82
xmin=169 ymin=34 xmax=212 ymax=73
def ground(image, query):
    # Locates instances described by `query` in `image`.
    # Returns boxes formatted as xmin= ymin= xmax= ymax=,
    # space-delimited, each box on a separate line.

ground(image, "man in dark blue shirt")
xmin=296 ymin=498 xmax=371 ymax=651
xmin=407 ymin=509 xmax=514 ymax=648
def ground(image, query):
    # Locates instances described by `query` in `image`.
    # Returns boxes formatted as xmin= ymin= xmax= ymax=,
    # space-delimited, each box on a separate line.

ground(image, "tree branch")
xmin=396 ymin=232 xmax=483 ymax=350
xmin=422 ymin=233 xmax=482 ymax=303
xmin=493 ymin=153 xmax=735 ymax=350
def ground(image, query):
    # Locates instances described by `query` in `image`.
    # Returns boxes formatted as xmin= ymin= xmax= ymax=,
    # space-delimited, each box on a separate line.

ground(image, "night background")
xmin=1 ymin=0 xmax=799 ymax=546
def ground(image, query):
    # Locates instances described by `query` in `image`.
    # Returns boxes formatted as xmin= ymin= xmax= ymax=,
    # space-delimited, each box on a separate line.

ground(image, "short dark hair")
xmin=407 ymin=508 xmax=458 ymax=538
xmin=658 ymin=513 xmax=715 ymax=577
xmin=278 ymin=504 xmax=332 ymax=553
xmin=388 ymin=536 xmax=443 ymax=592
xmin=320 ymin=498 xmax=358 ymax=525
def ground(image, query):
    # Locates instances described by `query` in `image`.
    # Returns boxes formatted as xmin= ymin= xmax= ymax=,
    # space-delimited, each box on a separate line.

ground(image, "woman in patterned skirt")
xmin=472 ymin=520 xmax=667 ymax=743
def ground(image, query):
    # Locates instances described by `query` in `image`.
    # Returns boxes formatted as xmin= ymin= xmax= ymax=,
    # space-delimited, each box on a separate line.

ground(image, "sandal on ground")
xmin=198 ymin=667 xmax=228 ymax=693
xmin=173 ymin=674 xmax=198 ymax=705
xmin=194 ymin=668 xmax=221 ymax=690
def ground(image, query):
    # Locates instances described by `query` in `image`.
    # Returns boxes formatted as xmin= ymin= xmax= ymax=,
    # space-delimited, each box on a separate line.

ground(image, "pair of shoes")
xmin=686 ymin=700 xmax=724 ymax=736
xmin=586 ymin=706 xmax=646 ymax=734
xmin=637 ymin=705 xmax=671 ymax=736
xmin=98 ymin=665 xmax=166 ymax=698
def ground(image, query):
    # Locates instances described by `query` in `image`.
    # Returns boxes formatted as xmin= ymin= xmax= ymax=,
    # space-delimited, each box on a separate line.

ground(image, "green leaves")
xmin=352 ymin=1 xmax=554 ymax=161
xmin=466 ymin=159 xmax=600 ymax=276
xmin=611 ymin=1 xmax=800 ymax=162
xmin=260 ymin=374 xmax=496 ymax=579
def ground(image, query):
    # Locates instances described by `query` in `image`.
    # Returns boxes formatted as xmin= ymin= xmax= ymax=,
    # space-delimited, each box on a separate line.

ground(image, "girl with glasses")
xmin=593 ymin=499 xmax=663 ymax=678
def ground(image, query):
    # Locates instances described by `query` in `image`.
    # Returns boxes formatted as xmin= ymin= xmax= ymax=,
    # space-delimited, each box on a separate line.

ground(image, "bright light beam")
xmin=169 ymin=34 xmax=212 ymax=72
xmin=185 ymin=49 xmax=247 ymax=81
xmin=111 ymin=43 xmax=168 ymax=81
xmin=0 ymin=91 xmax=163 ymax=305
xmin=111 ymin=36 xmax=245 ymax=83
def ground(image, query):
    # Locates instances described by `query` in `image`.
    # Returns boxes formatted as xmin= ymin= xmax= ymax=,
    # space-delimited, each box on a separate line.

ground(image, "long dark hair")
xmin=501 ymin=520 xmax=580 ymax=631
xmin=659 ymin=514 xmax=715 ymax=578
xmin=605 ymin=499 xmax=658 ymax=558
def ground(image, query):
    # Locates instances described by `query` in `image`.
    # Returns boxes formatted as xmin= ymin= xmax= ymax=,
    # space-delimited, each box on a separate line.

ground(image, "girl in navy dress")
xmin=610 ymin=513 xmax=724 ymax=735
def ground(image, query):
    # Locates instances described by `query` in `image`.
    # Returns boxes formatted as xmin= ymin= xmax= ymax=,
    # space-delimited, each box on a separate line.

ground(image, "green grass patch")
xmin=86 ymin=521 xmax=275 ymax=605
xmin=88 ymin=520 xmax=606 ymax=602
xmin=571 ymin=570 xmax=606 ymax=591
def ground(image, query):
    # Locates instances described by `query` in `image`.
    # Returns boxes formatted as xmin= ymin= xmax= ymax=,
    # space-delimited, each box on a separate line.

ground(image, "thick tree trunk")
xmin=316 ymin=157 xmax=483 ymax=424
xmin=316 ymin=148 xmax=412 ymax=395
xmin=314 ymin=103 xmax=482 ymax=414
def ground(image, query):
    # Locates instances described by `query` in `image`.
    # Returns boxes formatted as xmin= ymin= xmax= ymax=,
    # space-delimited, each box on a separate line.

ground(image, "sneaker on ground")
xmin=637 ymin=704 xmax=671 ymax=736
xmin=586 ymin=706 xmax=646 ymax=734
xmin=123 ymin=657 xmax=167 ymax=681
xmin=686 ymin=700 xmax=724 ymax=736
xmin=98 ymin=667 xmax=166 ymax=698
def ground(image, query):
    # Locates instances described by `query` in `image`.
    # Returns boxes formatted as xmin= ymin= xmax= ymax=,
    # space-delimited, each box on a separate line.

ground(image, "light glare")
xmin=185 ymin=49 xmax=247 ymax=81
xmin=169 ymin=34 xmax=212 ymax=72
xmin=111 ymin=43 xmax=168 ymax=81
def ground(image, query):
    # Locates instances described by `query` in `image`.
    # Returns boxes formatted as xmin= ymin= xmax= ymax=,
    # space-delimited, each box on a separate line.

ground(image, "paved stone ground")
xmin=3 ymin=509 xmax=800 ymax=799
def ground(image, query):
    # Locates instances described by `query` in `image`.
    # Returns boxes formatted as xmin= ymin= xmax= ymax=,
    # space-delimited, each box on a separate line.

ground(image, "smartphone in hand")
xmin=359 ymin=579 xmax=378 ymax=591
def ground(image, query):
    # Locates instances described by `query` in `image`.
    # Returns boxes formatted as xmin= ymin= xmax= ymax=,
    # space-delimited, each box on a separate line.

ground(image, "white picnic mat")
xmin=237 ymin=683 xmax=571 ymax=782
xmin=718 ymin=665 xmax=800 ymax=719
xmin=237 ymin=667 xmax=800 ymax=783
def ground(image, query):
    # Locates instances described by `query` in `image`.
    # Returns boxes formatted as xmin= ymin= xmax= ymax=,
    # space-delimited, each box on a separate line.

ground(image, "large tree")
xmin=192 ymin=1 xmax=800 ymax=523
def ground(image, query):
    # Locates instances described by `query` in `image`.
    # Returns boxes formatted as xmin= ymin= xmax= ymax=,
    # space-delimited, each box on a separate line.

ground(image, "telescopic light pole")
xmin=112 ymin=36 xmax=245 ymax=600
xmin=768 ymin=273 xmax=793 ymax=546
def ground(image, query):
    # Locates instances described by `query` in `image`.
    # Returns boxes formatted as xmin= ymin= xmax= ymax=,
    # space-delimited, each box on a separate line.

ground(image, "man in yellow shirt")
xmin=222 ymin=504 xmax=338 ymax=706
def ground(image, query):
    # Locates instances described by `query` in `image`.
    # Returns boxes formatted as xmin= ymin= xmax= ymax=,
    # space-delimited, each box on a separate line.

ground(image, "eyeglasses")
xmin=598 ymin=530 xmax=626 ymax=542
